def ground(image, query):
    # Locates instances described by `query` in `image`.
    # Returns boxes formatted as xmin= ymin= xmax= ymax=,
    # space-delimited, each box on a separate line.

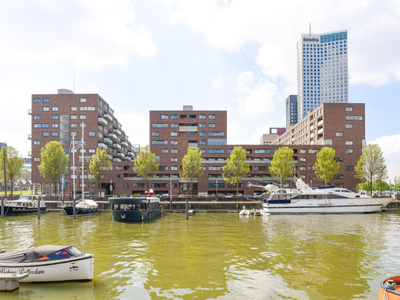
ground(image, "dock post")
xmin=37 ymin=196 xmax=40 ymax=219
xmin=186 ymin=198 xmax=188 ymax=220
xmin=0 ymin=273 xmax=29 ymax=292
xmin=1 ymin=198 xmax=3 ymax=219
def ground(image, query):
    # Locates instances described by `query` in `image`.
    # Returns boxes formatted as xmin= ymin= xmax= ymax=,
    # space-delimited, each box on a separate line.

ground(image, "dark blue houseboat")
xmin=109 ymin=197 xmax=162 ymax=222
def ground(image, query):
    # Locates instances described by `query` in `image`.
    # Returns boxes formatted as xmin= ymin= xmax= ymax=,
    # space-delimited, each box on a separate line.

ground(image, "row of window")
xmin=34 ymin=97 xmax=87 ymax=103
xmin=160 ymin=114 xmax=215 ymax=120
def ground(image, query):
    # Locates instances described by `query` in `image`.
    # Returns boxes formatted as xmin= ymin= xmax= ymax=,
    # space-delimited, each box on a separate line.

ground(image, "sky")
xmin=0 ymin=0 xmax=399 ymax=182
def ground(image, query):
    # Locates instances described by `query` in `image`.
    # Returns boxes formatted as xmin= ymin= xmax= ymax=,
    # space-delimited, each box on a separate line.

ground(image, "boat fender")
xmin=384 ymin=280 xmax=396 ymax=290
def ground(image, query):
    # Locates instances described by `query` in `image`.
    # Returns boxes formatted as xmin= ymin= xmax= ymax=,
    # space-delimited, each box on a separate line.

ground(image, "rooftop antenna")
xmin=309 ymin=22 xmax=311 ymax=35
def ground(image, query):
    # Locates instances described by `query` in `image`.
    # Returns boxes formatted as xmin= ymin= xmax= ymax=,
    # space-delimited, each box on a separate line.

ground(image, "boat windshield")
xmin=67 ymin=246 xmax=83 ymax=256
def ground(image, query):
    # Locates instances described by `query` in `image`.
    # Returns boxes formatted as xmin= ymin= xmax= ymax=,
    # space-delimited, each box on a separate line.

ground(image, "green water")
xmin=1 ymin=211 xmax=399 ymax=299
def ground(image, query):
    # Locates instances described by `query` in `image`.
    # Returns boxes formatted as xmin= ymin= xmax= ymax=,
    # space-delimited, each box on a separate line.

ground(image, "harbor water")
xmin=1 ymin=211 xmax=400 ymax=299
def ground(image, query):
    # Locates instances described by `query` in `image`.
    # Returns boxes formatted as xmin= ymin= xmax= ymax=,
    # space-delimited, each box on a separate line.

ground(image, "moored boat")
xmin=261 ymin=178 xmax=391 ymax=214
xmin=2 ymin=195 xmax=47 ymax=216
xmin=0 ymin=245 xmax=93 ymax=282
xmin=109 ymin=197 xmax=162 ymax=222
xmin=63 ymin=199 xmax=99 ymax=217
xmin=379 ymin=276 xmax=400 ymax=299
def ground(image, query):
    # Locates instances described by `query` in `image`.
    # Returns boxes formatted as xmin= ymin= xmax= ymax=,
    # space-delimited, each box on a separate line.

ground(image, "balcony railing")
xmin=318 ymin=120 xmax=324 ymax=127
xmin=109 ymin=133 xmax=117 ymax=140
xmin=179 ymin=126 xmax=198 ymax=132
xmin=98 ymin=117 xmax=108 ymax=126
xmin=104 ymin=114 xmax=113 ymax=122
xmin=98 ymin=143 xmax=108 ymax=150
xmin=114 ymin=143 xmax=122 ymax=150
xmin=28 ymin=109 xmax=32 ymax=115
xmin=28 ymin=134 xmax=31 ymax=140
xmin=317 ymin=128 xmax=323 ymax=134
xmin=104 ymin=138 xmax=113 ymax=145
xmin=113 ymin=128 xmax=121 ymax=135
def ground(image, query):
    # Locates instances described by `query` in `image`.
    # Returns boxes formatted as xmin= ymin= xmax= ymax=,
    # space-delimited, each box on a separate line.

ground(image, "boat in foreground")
xmin=109 ymin=197 xmax=162 ymax=222
xmin=0 ymin=245 xmax=93 ymax=282
xmin=63 ymin=199 xmax=99 ymax=217
xmin=3 ymin=195 xmax=47 ymax=216
xmin=261 ymin=178 xmax=391 ymax=214
xmin=379 ymin=276 xmax=400 ymax=299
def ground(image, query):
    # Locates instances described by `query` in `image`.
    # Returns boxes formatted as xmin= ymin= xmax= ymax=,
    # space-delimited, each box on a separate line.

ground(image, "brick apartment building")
xmin=29 ymin=90 xmax=138 ymax=196
xmin=146 ymin=103 xmax=364 ymax=196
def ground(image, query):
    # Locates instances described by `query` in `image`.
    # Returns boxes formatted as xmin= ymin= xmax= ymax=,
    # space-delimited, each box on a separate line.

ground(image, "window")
xmin=171 ymin=166 xmax=178 ymax=171
xmin=299 ymin=166 xmax=306 ymax=171
xmin=52 ymin=132 xmax=59 ymax=137
xmin=34 ymin=115 xmax=40 ymax=120
xmin=171 ymin=114 xmax=177 ymax=119
xmin=209 ymin=132 xmax=225 ymax=137
xmin=80 ymin=123 xmax=86 ymax=128
xmin=43 ymin=106 xmax=49 ymax=111
xmin=199 ymin=140 xmax=206 ymax=145
xmin=33 ymin=140 xmax=40 ymax=145
xmin=345 ymin=141 xmax=353 ymax=145
xmin=161 ymin=114 xmax=168 ymax=119
xmin=80 ymin=115 xmax=86 ymax=119
xmin=300 ymin=157 xmax=306 ymax=162
xmin=71 ymin=123 xmax=77 ymax=128
xmin=208 ymin=139 xmax=227 ymax=145
xmin=346 ymin=116 xmax=363 ymax=120
xmin=346 ymin=166 xmax=354 ymax=171
xmin=199 ymin=114 xmax=206 ymax=119
xmin=43 ymin=132 xmax=49 ymax=137
xmin=171 ymin=149 xmax=177 ymax=153
xmin=345 ymin=107 xmax=353 ymax=111
xmin=346 ymin=124 xmax=353 ymax=129
xmin=171 ymin=123 xmax=178 ymax=128
xmin=171 ymin=157 xmax=178 ymax=162
xmin=161 ymin=149 xmax=168 ymax=154
xmin=80 ymin=98 xmax=87 ymax=103
xmin=336 ymin=132 xmax=343 ymax=137
xmin=116 ymin=174 xmax=122 ymax=179
xmin=115 ymin=166 xmax=122 ymax=171
xmin=34 ymin=98 xmax=40 ymax=103
xmin=171 ymin=140 xmax=178 ymax=145
xmin=52 ymin=106 xmax=58 ymax=111
xmin=208 ymin=123 xmax=215 ymax=128
xmin=209 ymin=114 xmax=215 ymax=119
xmin=152 ymin=123 xmax=168 ymax=128
xmin=171 ymin=132 xmax=178 ymax=136
xmin=43 ymin=98 xmax=49 ymax=103
xmin=71 ymin=106 xmax=77 ymax=111
xmin=199 ymin=132 xmax=206 ymax=136
xmin=152 ymin=140 xmax=168 ymax=145
xmin=71 ymin=115 xmax=77 ymax=120
xmin=152 ymin=132 xmax=159 ymax=137
xmin=186 ymin=132 xmax=195 ymax=137
xmin=52 ymin=114 xmax=58 ymax=120
xmin=89 ymin=149 xmax=95 ymax=154
xmin=199 ymin=123 xmax=206 ymax=128
xmin=52 ymin=123 xmax=58 ymax=128
xmin=34 ymin=157 xmax=40 ymax=162
xmin=209 ymin=149 xmax=224 ymax=154
xmin=346 ymin=149 xmax=354 ymax=154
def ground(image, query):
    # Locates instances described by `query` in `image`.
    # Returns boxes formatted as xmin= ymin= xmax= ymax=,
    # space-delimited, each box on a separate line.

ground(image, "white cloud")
xmin=369 ymin=134 xmax=400 ymax=182
xmin=237 ymin=77 xmax=279 ymax=118
xmin=237 ymin=71 xmax=254 ymax=93
xmin=212 ymin=74 xmax=226 ymax=89
xmin=114 ymin=113 xmax=149 ymax=148
xmin=0 ymin=0 xmax=156 ymax=69
xmin=161 ymin=0 xmax=400 ymax=86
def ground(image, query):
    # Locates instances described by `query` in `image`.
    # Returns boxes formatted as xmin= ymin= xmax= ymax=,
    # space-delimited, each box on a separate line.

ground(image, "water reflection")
xmin=0 ymin=212 xmax=400 ymax=299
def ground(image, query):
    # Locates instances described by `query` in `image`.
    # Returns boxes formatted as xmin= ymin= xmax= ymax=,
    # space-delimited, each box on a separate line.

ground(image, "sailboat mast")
xmin=72 ymin=133 xmax=76 ymax=200
xmin=82 ymin=122 xmax=85 ymax=201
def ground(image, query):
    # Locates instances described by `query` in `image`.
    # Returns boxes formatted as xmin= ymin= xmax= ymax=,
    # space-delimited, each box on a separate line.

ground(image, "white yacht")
xmin=3 ymin=194 xmax=47 ymax=216
xmin=261 ymin=178 xmax=391 ymax=214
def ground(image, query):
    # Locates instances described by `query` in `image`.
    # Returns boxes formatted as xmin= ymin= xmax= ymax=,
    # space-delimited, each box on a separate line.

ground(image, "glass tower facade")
xmin=297 ymin=30 xmax=348 ymax=119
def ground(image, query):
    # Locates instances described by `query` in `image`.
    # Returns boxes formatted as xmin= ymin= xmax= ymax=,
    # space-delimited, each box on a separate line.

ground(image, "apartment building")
xmin=29 ymin=90 xmax=137 ymax=196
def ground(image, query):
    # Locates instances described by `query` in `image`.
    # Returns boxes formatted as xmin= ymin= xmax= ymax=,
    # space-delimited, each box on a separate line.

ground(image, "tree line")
xmin=0 ymin=141 xmax=394 ymax=197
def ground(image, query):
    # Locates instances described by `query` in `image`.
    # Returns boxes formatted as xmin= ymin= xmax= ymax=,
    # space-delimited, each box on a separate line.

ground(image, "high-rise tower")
xmin=297 ymin=30 xmax=348 ymax=119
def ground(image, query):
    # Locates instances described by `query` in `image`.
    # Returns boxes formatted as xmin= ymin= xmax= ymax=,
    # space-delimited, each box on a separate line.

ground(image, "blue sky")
xmin=0 ymin=0 xmax=399 ymax=181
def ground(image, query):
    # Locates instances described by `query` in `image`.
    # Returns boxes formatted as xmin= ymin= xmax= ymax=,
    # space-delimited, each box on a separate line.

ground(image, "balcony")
xmin=113 ymin=128 xmax=121 ymax=135
xmin=109 ymin=133 xmax=117 ymax=140
xmin=106 ymin=154 xmax=113 ymax=160
xmin=179 ymin=126 xmax=198 ymax=132
xmin=188 ymin=143 xmax=198 ymax=148
xmin=98 ymin=143 xmax=108 ymax=150
xmin=121 ymin=141 xmax=127 ymax=146
xmin=28 ymin=134 xmax=31 ymax=140
xmin=114 ymin=143 xmax=122 ymax=150
xmin=318 ymin=119 xmax=324 ymax=127
xmin=104 ymin=138 xmax=113 ymax=145
xmin=28 ymin=109 xmax=32 ymax=115
xmin=113 ymin=157 xmax=122 ymax=162
xmin=104 ymin=114 xmax=113 ymax=122
xmin=317 ymin=128 xmax=323 ymax=135
xmin=98 ymin=117 xmax=108 ymax=126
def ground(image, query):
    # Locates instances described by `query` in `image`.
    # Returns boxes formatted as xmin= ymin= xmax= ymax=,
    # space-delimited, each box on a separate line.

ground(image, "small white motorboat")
xmin=0 ymin=245 xmax=93 ymax=282
xmin=239 ymin=206 xmax=249 ymax=216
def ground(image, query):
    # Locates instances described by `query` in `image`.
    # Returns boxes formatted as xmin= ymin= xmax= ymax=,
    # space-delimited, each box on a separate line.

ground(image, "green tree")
xmin=357 ymin=182 xmax=371 ymax=193
xmin=180 ymin=147 xmax=203 ymax=197
xmin=134 ymin=145 xmax=159 ymax=193
xmin=313 ymin=147 xmax=340 ymax=186
xmin=270 ymin=146 xmax=294 ymax=187
xmin=38 ymin=141 xmax=68 ymax=195
xmin=392 ymin=175 xmax=400 ymax=191
xmin=0 ymin=146 xmax=24 ymax=196
xmin=355 ymin=143 xmax=388 ymax=195
xmin=374 ymin=179 xmax=389 ymax=195
xmin=89 ymin=148 xmax=112 ymax=195
xmin=222 ymin=146 xmax=250 ymax=195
